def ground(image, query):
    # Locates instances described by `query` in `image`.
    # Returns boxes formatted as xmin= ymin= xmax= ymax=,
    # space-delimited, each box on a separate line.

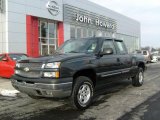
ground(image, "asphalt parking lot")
xmin=0 ymin=62 xmax=160 ymax=120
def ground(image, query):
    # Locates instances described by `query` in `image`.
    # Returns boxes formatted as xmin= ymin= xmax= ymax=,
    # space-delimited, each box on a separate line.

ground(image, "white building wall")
xmin=0 ymin=0 xmax=140 ymax=54
xmin=64 ymin=23 xmax=70 ymax=41
xmin=0 ymin=1 xmax=7 ymax=53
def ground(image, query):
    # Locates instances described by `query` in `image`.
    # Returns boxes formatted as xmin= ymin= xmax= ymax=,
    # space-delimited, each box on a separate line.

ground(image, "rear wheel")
xmin=132 ymin=68 xmax=144 ymax=87
xmin=71 ymin=76 xmax=94 ymax=110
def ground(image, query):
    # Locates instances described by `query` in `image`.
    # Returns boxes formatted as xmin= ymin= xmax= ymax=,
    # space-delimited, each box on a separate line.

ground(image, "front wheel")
xmin=132 ymin=68 xmax=144 ymax=87
xmin=71 ymin=76 xmax=94 ymax=110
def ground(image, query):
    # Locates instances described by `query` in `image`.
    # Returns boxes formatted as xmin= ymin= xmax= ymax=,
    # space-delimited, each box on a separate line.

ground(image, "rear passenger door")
xmin=114 ymin=40 xmax=132 ymax=78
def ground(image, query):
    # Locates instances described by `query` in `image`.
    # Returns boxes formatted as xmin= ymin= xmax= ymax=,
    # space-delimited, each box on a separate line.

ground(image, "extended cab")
xmin=11 ymin=37 xmax=146 ymax=109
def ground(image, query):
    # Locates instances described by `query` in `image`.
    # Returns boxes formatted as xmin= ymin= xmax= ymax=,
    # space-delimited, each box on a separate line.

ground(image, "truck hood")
xmin=19 ymin=53 xmax=93 ymax=63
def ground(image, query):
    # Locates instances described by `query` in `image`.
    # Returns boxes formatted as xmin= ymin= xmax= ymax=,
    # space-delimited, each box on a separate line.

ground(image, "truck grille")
xmin=19 ymin=63 xmax=43 ymax=69
xmin=16 ymin=63 xmax=43 ymax=78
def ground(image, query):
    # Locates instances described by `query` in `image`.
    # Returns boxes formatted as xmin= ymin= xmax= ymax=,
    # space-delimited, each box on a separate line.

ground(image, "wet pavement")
xmin=118 ymin=91 xmax=160 ymax=120
xmin=0 ymin=63 xmax=160 ymax=120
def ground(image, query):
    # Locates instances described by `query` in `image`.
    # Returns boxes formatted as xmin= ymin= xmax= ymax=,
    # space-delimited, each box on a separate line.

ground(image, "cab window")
xmin=102 ymin=40 xmax=116 ymax=54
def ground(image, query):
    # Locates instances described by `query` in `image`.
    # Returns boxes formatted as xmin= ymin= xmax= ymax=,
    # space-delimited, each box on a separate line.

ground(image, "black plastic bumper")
xmin=11 ymin=75 xmax=73 ymax=98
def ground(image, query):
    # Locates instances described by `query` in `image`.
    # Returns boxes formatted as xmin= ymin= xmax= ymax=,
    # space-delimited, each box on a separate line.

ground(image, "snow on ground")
xmin=0 ymin=89 xmax=19 ymax=97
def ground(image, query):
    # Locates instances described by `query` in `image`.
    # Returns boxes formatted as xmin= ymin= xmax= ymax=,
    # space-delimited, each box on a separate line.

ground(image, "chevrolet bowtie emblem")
xmin=24 ymin=67 xmax=30 ymax=72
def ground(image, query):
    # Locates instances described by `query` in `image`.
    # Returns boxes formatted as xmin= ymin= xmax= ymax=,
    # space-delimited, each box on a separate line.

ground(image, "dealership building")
xmin=0 ymin=0 xmax=141 ymax=57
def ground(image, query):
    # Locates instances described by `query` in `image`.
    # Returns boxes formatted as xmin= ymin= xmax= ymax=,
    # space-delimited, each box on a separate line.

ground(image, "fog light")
xmin=43 ymin=72 xmax=59 ymax=78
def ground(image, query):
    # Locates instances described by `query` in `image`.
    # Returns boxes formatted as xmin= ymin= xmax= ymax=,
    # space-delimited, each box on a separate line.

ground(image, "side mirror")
xmin=100 ymin=48 xmax=113 ymax=55
xmin=2 ymin=58 xmax=8 ymax=61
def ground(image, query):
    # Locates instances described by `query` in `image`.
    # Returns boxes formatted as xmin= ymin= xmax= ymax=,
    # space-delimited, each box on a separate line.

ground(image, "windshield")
xmin=57 ymin=39 xmax=98 ymax=54
xmin=9 ymin=54 xmax=28 ymax=61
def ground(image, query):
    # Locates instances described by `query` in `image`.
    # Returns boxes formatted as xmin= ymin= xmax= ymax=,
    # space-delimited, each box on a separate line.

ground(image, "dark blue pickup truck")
xmin=11 ymin=37 xmax=146 ymax=109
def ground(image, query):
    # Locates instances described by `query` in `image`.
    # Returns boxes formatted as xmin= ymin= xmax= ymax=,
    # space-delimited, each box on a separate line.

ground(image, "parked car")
xmin=142 ymin=50 xmax=152 ymax=63
xmin=0 ymin=53 xmax=28 ymax=78
xmin=151 ymin=55 xmax=158 ymax=63
xmin=151 ymin=52 xmax=160 ymax=61
xmin=11 ymin=37 xmax=146 ymax=109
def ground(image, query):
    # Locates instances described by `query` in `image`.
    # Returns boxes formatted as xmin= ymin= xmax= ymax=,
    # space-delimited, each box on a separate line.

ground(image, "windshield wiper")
xmin=69 ymin=51 xmax=79 ymax=53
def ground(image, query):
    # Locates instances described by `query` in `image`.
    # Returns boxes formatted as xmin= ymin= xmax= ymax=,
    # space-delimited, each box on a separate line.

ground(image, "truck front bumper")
xmin=11 ymin=76 xmax=73 ymax=98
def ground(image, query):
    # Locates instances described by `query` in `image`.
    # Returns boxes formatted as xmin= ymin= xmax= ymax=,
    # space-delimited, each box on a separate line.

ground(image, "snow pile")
xmin=0 ymin=89 xmax=19 ymax=97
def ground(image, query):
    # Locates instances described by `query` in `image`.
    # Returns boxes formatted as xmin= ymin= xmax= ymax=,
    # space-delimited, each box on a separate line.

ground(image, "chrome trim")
xmin=101 ymin=72 xmax=121 ymax=77
xmin=100 ymin=68 xmax=131 ymax=77
xmin=35 ymin=82 xmax=73 ymax=86
xmin=41 ymin=64 xmax=45 ymax=68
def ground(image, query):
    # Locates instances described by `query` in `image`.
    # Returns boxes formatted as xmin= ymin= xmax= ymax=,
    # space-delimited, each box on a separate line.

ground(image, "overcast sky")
xmin=89 ymin=0 xmax=160 ymax=48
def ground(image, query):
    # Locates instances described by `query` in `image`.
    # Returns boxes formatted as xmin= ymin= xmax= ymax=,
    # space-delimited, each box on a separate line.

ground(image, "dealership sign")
xmin=76 ymin=14 xmax=116 ymax=30
xmin=46 ymin=0 xmax=60 ymax=16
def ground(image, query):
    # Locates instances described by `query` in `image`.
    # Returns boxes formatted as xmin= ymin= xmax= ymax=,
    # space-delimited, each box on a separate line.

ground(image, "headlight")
xmin=45 ymin=62 xmax=61 ymax=69
xmin=43 ymin=72 xmax=60 ymax=78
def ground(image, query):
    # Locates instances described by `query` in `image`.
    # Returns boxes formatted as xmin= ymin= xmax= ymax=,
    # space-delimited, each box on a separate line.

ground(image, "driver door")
xmin=96 ymin=40 xmax=123 ymax=88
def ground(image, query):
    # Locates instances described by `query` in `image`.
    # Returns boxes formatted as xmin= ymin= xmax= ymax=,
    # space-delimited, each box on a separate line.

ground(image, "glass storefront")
xmin=116 ymin=33 xmax=140 ymax=53
xmin=70 ymin=25 xmax=140 ymax=53
xmin=38 ymin=20 xmax=58 ymax=56
xmin=70 ymin=25 xmax=113 ymax=39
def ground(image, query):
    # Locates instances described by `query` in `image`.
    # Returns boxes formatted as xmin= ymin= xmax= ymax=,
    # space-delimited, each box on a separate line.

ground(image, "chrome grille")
xmin=16 ymin=63 xmax=43 ymax=78
xmin=19 ymin=63 xmax=43 ymax=69
xmin=16 ymin=70 xmax=41 ymax=78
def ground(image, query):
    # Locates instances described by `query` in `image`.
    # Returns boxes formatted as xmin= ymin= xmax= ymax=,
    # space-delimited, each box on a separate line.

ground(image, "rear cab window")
xmin=114 ymin=40 xmax=128 ymax=54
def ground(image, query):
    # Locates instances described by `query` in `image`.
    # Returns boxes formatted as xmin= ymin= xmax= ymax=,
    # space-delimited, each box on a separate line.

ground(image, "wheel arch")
xmin=73 ymin=68 xmax=97 ymax=87
xmin=138 ymin=62 xmax=145 ymax=71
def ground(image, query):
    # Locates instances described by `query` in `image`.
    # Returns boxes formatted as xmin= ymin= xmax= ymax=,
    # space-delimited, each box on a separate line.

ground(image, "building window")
xmin=70 ymin=26 xmax=114 ymax=39
xmin=96 ymin=30 xmax=102 ymax=37
xmin=88 ymin=29 xmax=93 ymax=37
xmin=70 ymin=26 xmax=76 ymax=39
xmin=39 ymin=20 xmax=57 ymax=56
xmin=82 ymin=28 xmax=87 ymax=38
xmin=116 ymin=33 xmax=140 ymax=53
xmin=77 ymin=28 xmax=82 ymax=38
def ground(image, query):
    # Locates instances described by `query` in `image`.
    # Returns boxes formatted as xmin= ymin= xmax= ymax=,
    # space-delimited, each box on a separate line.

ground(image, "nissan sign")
xmin=46 ymin=0 xmax=60 ymax=16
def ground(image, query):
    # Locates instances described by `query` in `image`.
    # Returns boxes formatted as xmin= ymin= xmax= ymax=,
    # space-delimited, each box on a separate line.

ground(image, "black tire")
xmin=132 ymin=68 xmax=144 ymax=87
xmin=71 ymin=76 xmax=94 ymax=110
